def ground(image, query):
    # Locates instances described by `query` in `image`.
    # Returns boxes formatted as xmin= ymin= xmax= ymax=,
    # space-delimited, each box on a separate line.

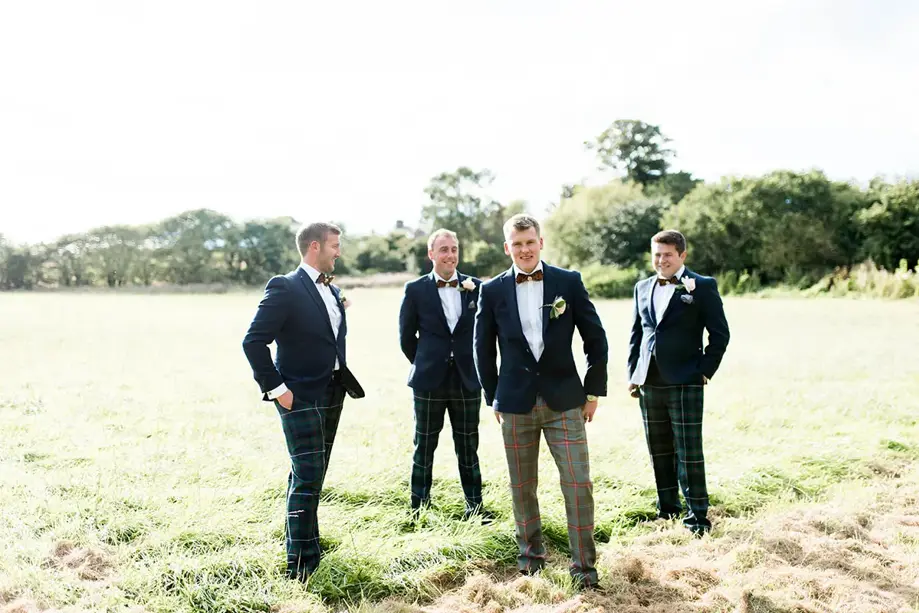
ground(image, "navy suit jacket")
xmin=399 ymin=272 xmax=482 ymax=392
xmin=242 ymin=267 xmax=362 ymax=403
xmin=474 ymin=263 xmax=608 ymax=414
xmin=628 ymin=268 xmax=730 ymax=385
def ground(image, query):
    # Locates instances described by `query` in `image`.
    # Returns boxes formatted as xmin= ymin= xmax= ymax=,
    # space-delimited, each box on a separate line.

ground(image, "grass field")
xmin=1 ymin=290 xmax=918 ymax=613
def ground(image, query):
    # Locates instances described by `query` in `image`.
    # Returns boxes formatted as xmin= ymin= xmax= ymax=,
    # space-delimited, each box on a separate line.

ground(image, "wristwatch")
xmin=586 ymin=394 xmax=598 ymax=402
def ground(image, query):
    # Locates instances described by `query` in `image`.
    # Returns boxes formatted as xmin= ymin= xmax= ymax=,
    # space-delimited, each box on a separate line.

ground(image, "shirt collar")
xmin=432 ymin=270 xmax=459 ymax=283
xmin=299 ymin=262 xmax=321 ymax=283
xmin=513 ymin=261 xmax=544 ymax=278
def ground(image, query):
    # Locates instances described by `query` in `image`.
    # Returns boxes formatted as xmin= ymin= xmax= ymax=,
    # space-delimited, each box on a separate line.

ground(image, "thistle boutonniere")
xmin=459 ymin=278 xmax=476 ymax=292
xmin=338 ymin=291 xmax=351 ymax=310
xmin=543 ymin=295 xmax=567 ymax=319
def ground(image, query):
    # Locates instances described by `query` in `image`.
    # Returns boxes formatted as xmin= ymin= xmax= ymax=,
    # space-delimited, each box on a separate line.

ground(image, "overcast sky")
xmin=1 ymin=0 xmax=917 ymax=244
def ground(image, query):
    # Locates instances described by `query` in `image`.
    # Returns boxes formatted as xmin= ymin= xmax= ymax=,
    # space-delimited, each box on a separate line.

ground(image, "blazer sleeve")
xmin=242 ymin=275 xmax=290 ymax=396
xmin=571 ymin=271 xmax=609 ymax=396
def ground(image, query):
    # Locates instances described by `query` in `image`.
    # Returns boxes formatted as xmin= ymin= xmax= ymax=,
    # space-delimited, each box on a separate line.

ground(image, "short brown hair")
xmin=427 ymin=228 xmax=458 ymax=251
xmin=296 ymin=222 xmax=341 ymax=257
xmin=503 ymin=214 xmax=540 ymax=240
xmin=652 ymin=229 xmax=686 ymax=254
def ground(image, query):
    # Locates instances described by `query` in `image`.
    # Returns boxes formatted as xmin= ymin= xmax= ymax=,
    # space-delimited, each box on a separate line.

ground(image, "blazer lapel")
xmin=425 ymin=274 xmax=453 ymax=335
xmin=296 ymin=268 xmax=334 ymax=338
xmin=541 ymin=264 xmax=555 ymax=337
xmin=647 ymin=277 xmax=658 ymax=326
xmin=502 ymin=267 xmax=526 ymax=340
xmin=456 ymin=273 xmax=475 ymax=329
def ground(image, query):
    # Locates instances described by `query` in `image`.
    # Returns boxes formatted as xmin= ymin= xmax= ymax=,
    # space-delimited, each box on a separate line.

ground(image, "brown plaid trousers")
xmin=500 ymin=396 xmax=597 ymax=585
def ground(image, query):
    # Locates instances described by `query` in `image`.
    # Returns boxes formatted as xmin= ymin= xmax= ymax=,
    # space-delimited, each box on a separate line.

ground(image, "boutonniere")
xmin=542 ymin=295 xmax=567 ymax=319
xmin=338 ymin=291 xmax=351 ymax=310
xmin=460 ymin=278 xmax=476 ymax=292
xmin=674 ymin=276 xmax=696 ymax=293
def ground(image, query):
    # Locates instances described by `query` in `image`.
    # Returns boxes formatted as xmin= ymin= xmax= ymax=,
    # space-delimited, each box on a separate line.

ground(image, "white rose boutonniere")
xmin=460 ymin=278 xmax=476 ymax=292
xmin=339 ymin=292 xmax=351 ymax=310
xmin=543 ymin=295 xmax=567 ymax=319
xmin=675 ymin=277 xmax=696 ymax=293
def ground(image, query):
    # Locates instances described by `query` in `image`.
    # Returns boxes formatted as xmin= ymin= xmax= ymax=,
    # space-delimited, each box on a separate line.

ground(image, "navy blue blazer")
xmin=628 ymin=268 xmax=730 ymax=385
xmin=399 ymin=272 xmax=482 ymax=392
xmin=474 ymin=263 xmax=608 ymax=414
xmin=242 ymin=267 xmax=362 ymax=403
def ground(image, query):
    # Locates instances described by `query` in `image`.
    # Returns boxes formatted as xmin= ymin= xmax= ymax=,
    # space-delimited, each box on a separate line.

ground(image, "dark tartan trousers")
xmin=639 ymin=383 xmax=710 ymax=531
xmin=501 ymin=397 xmax=597 ymax=585
xmin=411 ymin=364 xmax=483 ymax=511
xmin=274 ymin=381 xmax=345 ymax=578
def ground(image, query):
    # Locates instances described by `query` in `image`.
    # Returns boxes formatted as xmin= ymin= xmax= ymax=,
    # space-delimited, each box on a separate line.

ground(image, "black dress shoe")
xmin=463 ymin=507 xmax=496 ymax=524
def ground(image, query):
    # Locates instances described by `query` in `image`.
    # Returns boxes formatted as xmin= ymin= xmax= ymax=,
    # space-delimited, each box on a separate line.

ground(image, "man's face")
xmin=504 ymin=227 xmax=543 ymax=273
xmin=314 ymin=233 xmax=341 ymax=274
xmin=651 ymin=240 xmax=686 ymax=278
xmin=429 ymin=234 xmax=458 ymax=278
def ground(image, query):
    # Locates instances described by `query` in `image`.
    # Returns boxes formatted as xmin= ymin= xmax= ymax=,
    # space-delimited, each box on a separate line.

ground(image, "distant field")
xmin=1 ymin=291 xmax=918 ymax=613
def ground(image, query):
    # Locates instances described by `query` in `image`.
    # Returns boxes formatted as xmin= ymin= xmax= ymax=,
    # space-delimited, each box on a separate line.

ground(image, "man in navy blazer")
xmin=242 ymin=222 xmax=364 ymax=580
xmin=399 ymin=229 xmax=491 ymax=521
xmin=474 ymin=214 xmax=608 ymax=588
xmin=628 ymin=229 xmax=729 ymax=536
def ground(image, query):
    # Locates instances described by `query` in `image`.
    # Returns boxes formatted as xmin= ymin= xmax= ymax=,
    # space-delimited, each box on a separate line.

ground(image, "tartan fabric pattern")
xmin=411 ymin=365 xmax=483 ymax=510
xmin=639 ymin=383 xmax=710 ymax=530
xmin=274 ymin=382 xmax=345 ymax=578
xmin=501 ymin=396 xmax=598 ymax=585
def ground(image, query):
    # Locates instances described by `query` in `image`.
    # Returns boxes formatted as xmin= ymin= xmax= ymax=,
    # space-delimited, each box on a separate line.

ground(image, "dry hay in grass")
xmin=47 ymin=541 xmax=113 ymax=581
xmin=413 ymin=474 xmax=919 ymax=613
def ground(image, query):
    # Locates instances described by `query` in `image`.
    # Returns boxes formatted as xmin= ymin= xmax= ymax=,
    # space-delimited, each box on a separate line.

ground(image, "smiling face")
xmin=504 ymin=226 xmax=543 ymax=274
xmin=651 ymin=239 xmax=686 ymax=279
xmin=429 ymin=233 xmax=459 ymax=279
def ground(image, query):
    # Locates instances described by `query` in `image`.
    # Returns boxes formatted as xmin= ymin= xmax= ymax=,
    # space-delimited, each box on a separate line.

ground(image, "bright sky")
xmin=1 ymin=0 xmax=917 ymax=244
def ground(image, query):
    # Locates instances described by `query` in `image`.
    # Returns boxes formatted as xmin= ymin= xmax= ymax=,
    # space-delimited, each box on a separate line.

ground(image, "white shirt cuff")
xmin=267 ymin=383 xmax=289 ymax=399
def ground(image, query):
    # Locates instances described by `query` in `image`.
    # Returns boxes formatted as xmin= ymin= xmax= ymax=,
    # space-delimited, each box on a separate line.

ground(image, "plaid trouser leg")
xmin=501 ymin=402 xmax=546 ymax=573
xmin=446 ymin=383 xmax=483 ymax=511
xmin=542 ymin=404 xmax=598 ymax=585
xmin=640 ymin=384 xmax=709 ymax=528
xmin=639 ymin=385 xmax=682 ymax=517
xmin=411 ymin=391 xmax=447 ymax=509
xmin=276 ymin=383 xmax=344 ymax=577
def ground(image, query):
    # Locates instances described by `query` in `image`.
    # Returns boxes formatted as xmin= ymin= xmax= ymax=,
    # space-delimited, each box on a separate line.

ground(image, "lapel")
xmin=646 ymin=276 xmax=658 ymax=326
xmin=456 ymin=272 xmax=475 ymax=329
xmin=501 ymin=267 xmax=526 ymax=340
xmin=540 ymin=263 xmax=555 ymax=337
xmin=296 ymin=267 xmax=335 ymax=339
xmin=657 ymin=269 xmax=690 ymax=328
xmin=330 ymin=284 xmax=346 ymax=332
xmin=425 ymin=273 xmax=453 ymax=335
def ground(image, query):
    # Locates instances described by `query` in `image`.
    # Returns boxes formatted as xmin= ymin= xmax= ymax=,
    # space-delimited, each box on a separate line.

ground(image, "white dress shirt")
xmin=653 ymin=265 xmax=686 ymax=323
xmin=267 ymin=262 xmax=342 ymax=399
xmin=433 ymin=271 xmax=462 ymax=333
xmin=514 ymin=262 xmax=544 ymax=361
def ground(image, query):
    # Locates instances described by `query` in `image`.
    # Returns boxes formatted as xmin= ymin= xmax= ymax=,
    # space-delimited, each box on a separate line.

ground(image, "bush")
xmin=578 ymin=263 xmax=643 ymax=299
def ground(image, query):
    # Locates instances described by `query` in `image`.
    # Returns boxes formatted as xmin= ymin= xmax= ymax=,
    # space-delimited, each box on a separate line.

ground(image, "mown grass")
xmin=0 ymin=291 xmax=917 ymax=612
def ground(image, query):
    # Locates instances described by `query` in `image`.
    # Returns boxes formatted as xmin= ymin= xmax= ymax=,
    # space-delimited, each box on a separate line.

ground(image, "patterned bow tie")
xmin=316 ymin=272 xmax=334 ymax=286
xmin=516 ymin=270 xmax=544 ymax=284
xmin=436 ymin=279 xmax=458 ymax=288
xmin=657 ymin=276 xmax=679 ymax=287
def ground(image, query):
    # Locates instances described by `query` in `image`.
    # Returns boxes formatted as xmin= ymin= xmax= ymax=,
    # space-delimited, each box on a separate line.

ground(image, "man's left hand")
xmin=582 ymin=398 xmax=598 ymax=423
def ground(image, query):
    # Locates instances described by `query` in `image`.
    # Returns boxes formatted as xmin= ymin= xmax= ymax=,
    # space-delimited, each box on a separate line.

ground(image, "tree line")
xmin=1 ymin=120 xmax=917 ymax=292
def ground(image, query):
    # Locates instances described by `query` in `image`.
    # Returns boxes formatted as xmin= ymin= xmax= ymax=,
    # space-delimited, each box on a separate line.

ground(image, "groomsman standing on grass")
xmin=242 ymin=222 xmax=364 ymax=581
xmin=474 ymin=214 xmax=608 ymax=589
xmin=398 ymin=229 xmax=494 ymax=522
xmin=627 ymin=229 xmax=730 ymax=537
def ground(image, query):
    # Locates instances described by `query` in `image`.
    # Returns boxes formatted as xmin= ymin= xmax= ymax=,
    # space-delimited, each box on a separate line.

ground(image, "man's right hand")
xmin=277 ymin=390 xmax=294 ymax=410
xmin=493 ymin=410 xmax=503 ymax=424
xmin=628 ymin=383 xmax=640 ymax=398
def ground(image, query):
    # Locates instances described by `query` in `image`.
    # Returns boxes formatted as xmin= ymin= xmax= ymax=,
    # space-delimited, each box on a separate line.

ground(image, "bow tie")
xmin=436 ymin=279 xmax=458 ymax=288
xmin=657 ymin=276 xmax=679 ymax=287
xmin=316 ymin=273 xmax=334 ymax=286
xmin=516 ymin=270 xmax=544 ymax=284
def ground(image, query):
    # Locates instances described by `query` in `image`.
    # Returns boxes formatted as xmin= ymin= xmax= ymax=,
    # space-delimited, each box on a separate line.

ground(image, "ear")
xmin=503 ymin=242 xmax=511 ymax=256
